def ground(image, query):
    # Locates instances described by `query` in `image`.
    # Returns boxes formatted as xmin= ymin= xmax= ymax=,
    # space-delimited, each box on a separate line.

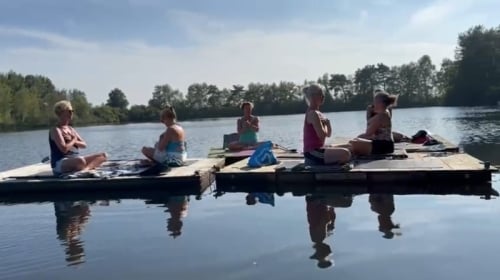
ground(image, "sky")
xmin=0 ymin=0 xmax=498 ymax=106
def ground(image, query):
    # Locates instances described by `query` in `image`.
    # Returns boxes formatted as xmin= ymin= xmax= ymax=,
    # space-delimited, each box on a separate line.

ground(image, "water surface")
xmin=0 ymin=107 xmax=499 ymax=280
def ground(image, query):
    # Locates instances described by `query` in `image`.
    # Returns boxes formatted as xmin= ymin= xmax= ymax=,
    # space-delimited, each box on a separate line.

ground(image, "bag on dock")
xmin=248 ymin=141 xmax=278 ymax=168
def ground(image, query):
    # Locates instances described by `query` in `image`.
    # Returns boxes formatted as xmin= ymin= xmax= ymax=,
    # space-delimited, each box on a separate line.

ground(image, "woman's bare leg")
xmin=228 ymin=141 xmax=245 ymax=151
xmin=142 ymin=147 xmax=155 ymax=160
xmin=324 ymin=148 xmax=351 ymax=164
xmin=349 ymin=138 xmax=372 ymax=156
xmin=60 ymin=157 xmax=87 ymax=173
xmin=83 ymin=152 xmax=107 ymax=170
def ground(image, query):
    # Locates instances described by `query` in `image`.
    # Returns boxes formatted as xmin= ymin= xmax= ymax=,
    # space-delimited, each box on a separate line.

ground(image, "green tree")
xmin=226 ymin=85 xmax=245 ymax=106
xmin=148 ymin=84 xmax=182 ymax=110
xmin=68 ymin=89 xmax=92 ymax=123
xmin=106 ymin=88 xmax=129 ymax=110
xmin=0 ymin=81 xmax=13 ymax=124
xmin=445 ymin=25 xmax=500 ymax=105
xmin=186 ymin=83 xmax=209 ymax=109
xmin=416 ymin=55 xmax=436 ymax=104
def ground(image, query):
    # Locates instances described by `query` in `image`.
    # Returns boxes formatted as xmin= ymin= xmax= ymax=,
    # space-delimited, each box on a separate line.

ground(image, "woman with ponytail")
xmin=349 ymin=91 xmax=398 ymax=155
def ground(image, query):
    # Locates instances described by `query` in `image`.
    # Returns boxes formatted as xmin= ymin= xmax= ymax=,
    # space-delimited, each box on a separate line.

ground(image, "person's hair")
xmin=303 ymin=83 xmax=325 ymax=99
xmin=53 ymin=100 xmax=72 ymax=116
xmin=240 ymin=101 xmax=253 ymax=110
xmin=375 ymin=91 xmax=398 ymax=107
xmin=160 ymin=105 xmax=177 ymax=120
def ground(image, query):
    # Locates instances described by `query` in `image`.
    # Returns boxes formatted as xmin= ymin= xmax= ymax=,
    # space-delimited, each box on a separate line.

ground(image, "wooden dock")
xmin=215 ymin=151 xmax=496 ymax=190
xmin=0 ymin=158 xmax=224 ymax=194
xmin=208 ymin=147 xmax=301 ymax=165
xmin=208 ymin=134 xmax=460 ymax=166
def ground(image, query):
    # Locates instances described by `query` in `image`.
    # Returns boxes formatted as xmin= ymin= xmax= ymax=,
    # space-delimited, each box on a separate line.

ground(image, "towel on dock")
xmin=58 ymin=160 xmax=164 ymax=179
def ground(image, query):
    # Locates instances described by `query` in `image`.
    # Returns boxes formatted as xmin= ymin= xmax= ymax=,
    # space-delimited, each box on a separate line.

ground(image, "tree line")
xmin=1 ymin=25 xmax=499 ymax=131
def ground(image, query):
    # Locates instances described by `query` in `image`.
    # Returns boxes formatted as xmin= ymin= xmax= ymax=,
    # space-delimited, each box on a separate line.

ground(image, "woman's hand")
xmin=323 ymin=118 xmax=332 ymax=137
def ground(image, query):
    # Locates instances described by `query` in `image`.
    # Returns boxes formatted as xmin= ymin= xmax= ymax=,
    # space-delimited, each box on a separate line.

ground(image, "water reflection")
xmin=245 ymin=193 xmax=275 ymax=207
xmin=146 ymin=196 xmax=189 ymax=238
xmin=54 ymin=201 xmax=91 ymax=266
xmin=368 ymin=194 xmax=401 ymax=239
xmin=305 ymin=194 xmax=353 ymax=269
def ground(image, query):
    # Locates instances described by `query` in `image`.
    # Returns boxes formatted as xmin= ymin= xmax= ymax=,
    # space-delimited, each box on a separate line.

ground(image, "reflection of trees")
xmin=54 ymin=201 xmax=91 ymax=266
xmin=369 ymin=194 xmax=401 ymax=239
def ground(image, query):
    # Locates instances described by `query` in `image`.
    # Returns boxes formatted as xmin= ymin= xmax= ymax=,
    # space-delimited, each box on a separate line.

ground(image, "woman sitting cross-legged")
xmin=228 ymin=101 xmax=261 ymax=151
xmin=49 ymin=100 xmax=108 ymax=176
xmin=142 ymin=106 xmax=187 ymax=167
xmin=348 ymin=91 xmax=398 ymax=156
xmin=302 ymin=84 xmax=351 ymax=166
xmin=366 ymin=89 xmax=410 ymax=143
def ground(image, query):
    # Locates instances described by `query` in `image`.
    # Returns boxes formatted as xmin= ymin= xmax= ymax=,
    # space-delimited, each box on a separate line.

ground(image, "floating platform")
xmin=215 ymin=152 xmax=496 ymax=191
xmin=0 ymin=158 xmax=224 ymax=194
xmin=208 ymin=134 xmax=460 ymax=166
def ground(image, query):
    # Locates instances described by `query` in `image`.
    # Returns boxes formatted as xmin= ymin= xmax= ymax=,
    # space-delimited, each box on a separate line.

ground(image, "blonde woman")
xmin=302 ymin=84 xmax=351 ymax=165
xmin=49 ymin=100 xmax=107 ymax=175
xmin=141 ymin=106 xmax=187 ymax=167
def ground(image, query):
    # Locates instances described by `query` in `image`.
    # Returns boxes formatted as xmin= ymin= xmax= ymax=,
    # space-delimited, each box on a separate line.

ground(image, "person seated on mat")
xmin=141 ymin=106 xmax=187 ymax=167
xmin=364 ymin=89 xmax=410 ymax=143
xmin=347 ymin=91 xmax=397 ymax=156
xmin=303 ymin=83 xmax=351 ymax=166
xmin=227 ymin=101 xmax=261 ymax=151
xmin=49 ymin=100 xmax=107 ymax=176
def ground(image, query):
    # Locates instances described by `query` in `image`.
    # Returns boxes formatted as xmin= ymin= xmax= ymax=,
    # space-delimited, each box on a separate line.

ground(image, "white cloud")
xmin=0 ymin=26 xmax=98 ymax=50
xmin=0 ymin=12 xmax=456 ymax=106
xmin=409 ymin=0 xmax=474 ymax=27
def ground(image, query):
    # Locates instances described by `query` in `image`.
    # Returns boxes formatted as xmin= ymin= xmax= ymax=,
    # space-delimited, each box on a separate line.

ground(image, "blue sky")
xmin=0 ymin=0 xmax=498 ymax=105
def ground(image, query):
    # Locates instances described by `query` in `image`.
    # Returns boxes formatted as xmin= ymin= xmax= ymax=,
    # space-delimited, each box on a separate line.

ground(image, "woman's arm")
xmin=307 ymin=111 xmax=328 ymax=140
xmin=51 ymin=127 xmax=78 ymax=153
xmin=366 ymin=105 xmax=375 ymax=122
xmin=157 ymin=129 xmax=171 ymax=151
xmin=248 ymin=117 xmax=259 ymax=132
xmin=236 ymin=118 xmax=244 ymax=134
xmin=324 ymin=119 xmax=332 ymax=137
xmin=365 ymin=114 xmax=385 ymax=137
xmin=71 ymin=127 xmax=87 ymax=149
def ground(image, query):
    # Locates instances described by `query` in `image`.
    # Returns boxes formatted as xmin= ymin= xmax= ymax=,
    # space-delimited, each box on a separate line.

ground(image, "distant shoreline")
xmin=1 ymin=105 xmax=496 ymax=134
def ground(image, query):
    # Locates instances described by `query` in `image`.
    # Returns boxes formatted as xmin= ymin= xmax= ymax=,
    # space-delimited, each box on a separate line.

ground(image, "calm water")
xmin=1 ymin=107 xmax=500 ymax=280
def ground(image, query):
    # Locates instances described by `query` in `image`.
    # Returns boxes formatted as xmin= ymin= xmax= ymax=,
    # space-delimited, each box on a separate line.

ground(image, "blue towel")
xmin=248 ymin=141 xmax=277 ymax=168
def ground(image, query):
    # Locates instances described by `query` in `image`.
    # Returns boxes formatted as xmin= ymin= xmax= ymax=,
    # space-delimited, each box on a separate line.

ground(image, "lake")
xmin=1 ymin=106 xmax=499 ymax=280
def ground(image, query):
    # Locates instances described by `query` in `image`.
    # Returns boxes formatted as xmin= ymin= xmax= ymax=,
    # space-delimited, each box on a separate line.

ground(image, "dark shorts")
xmin=304 ymin=149 xmax=325 ymax=165
xmin=372 ymin=140 xmax=394 ymax=155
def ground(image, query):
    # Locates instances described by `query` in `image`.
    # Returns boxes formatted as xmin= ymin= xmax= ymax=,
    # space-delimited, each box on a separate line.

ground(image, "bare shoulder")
xmin=306 ymin=110 xmax=320 ymax=121
xmin=49 ymin=126 xmax=60 ymax=138
xmin=168 ymin=124 xmax=184 ymax=135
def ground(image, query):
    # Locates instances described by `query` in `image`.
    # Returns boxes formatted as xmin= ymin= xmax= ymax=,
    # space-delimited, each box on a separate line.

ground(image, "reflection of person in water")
xmin=54 ymin=201 xmax=91 ymax=266
xmin=165 ymin=196 xmax=189 ymax=238
xmin=369 ymin=194 xmax=401 ymax=239
xmin=245 ymin=193 xmax=275 ymax=207
xmin=306 ymin=195 xmax=336 ymax=269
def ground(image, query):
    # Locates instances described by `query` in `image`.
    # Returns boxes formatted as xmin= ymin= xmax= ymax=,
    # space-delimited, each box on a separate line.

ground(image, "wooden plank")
xmin=0 ymin=158 xmax=224 ymax=194
xmin=439 ymin=153 xmax=487 ymax=170
xmin=215 ymin=152 xmax=495 ymax=190
xmin=0 ymin=163 xmax=53 ymax=179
